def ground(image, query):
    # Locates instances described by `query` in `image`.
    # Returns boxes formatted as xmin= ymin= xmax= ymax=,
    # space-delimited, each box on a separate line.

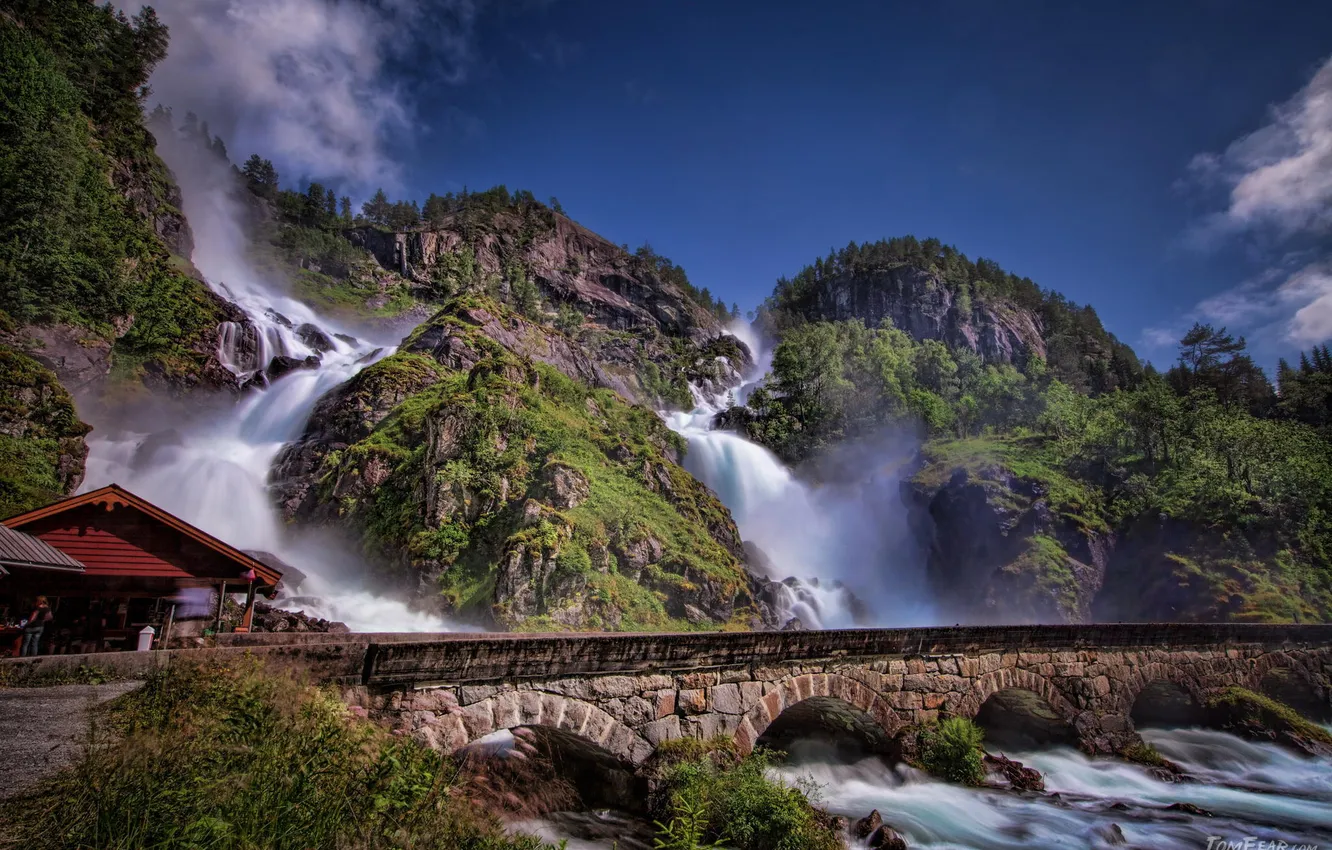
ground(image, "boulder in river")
xmin=983 ymin=752 xmax=1045 ymax=792
xmin=869 ymin=824 xmax=908 ymax=849
xmin=853 ymin=809 xmax=882 ymax=839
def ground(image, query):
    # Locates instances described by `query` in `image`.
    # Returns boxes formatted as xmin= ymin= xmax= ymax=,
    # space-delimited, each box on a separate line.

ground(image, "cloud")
xmin=1187 ymin=55 xmax=1332 ymax=240
xmin=146 ymin=0 xmax=481 ymax=192
xmin=1158 ymin=56 xmax=1332 ymax=355
xmin=1143 ymin=260 xmax=1332 ymax=355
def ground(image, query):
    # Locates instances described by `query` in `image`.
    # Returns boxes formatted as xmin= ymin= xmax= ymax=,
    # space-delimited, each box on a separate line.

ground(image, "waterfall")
xmin=79 ymin=129 xmax=447 ymax=633
xmin=661 ymin=321 xmax=934 ymax=629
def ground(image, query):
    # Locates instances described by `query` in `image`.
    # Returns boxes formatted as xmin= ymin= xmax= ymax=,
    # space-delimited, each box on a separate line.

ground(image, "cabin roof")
xmin=0 ymin=524 xmax=86 ymax=573
xmin=2 ymin=484 xmax=282 ymax=588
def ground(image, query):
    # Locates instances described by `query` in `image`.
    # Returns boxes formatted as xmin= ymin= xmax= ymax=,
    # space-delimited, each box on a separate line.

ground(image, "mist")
xmin=666 ymin=328 xmax=936 ymax=629
xmin=143 ymin=0 xmax=480 ymax=194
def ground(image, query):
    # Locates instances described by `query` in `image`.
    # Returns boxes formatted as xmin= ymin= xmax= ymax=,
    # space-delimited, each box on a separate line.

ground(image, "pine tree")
xmin=340 ymin=196 xmax=352 ymax=223
xmin=362 ymin=189 xmax=391 ymax=226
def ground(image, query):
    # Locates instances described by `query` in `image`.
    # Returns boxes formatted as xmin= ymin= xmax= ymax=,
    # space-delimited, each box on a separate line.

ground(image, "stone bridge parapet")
xmin=338 ymin=624 xmax=1332 ymax=764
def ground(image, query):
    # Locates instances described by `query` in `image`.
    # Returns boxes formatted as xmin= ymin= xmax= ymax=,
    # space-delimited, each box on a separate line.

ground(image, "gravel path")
xmin=0 ymin=681 xmax=142 ymax=799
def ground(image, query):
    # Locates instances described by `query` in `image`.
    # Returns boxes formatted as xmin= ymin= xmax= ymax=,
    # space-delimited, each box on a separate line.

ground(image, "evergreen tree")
xmin=362 ymin=189 xmax=391 ymax=226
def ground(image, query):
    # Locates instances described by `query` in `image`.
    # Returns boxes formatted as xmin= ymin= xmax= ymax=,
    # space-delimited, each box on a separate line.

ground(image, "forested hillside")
xmin=0 ymin=2 xmax=247 ymax=515
xmin=733 ymin=240 xmax=1332 ymax=625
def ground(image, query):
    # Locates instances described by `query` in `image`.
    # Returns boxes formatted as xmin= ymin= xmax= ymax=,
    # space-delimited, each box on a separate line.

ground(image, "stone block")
xmin=739 ymin=681 xmax=764 ymax=712
xmin=583 ymin=708 xmax=614 ymax=744
xmin=492 ymin=691 xmax=522 ymax=729
xmin=519 ymin=690 xmax=544 ymax=724
xmin=679 ymin=672 xmax=718 ymax=689
xmin=710 ymin=683 xmax=743 ymax=714
xmin=678 ymin=688 xmax=707 ymax=714
xmin=923 ymin=693 xmax=947 ymax=710
xmin=590 ymin=675 xmax=640 ymax=699
xmin=655 ymin=689 xmax=677 ymax=719
xmin=643 ymin=715 xmax=682 ymax=745
xmin=459 ymin=701 xmax=494 ymax=738
xmin=888 ymin=659 xmax=908 ymax=675
xmin=719 ymin=669 xmax=751 ymax=684
xmin=560 ymin=700 xmax=591 ymax=735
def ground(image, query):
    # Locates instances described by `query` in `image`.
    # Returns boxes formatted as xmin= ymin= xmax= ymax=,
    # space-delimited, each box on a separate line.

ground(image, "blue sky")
xmin=152 ymin=0 xmax=1332 ymax=369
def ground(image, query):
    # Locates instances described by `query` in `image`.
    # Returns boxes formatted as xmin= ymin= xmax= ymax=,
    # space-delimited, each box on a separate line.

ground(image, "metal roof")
xmin=0 ymin=523 xmax=86 ymax=572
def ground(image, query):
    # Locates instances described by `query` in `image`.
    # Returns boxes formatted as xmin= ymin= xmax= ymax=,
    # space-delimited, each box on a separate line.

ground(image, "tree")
xmin=339 ymin=196 xmax=352 ymax=223
xmin=361 ymin=189 xmax=390 ymax=226
xmin=423 ymin=192 xmax=449 ymax=225
xmin=549 ymin=196 xmax=565 ymax=215
xmin=241 ymin=155 xmax=278 ymax=199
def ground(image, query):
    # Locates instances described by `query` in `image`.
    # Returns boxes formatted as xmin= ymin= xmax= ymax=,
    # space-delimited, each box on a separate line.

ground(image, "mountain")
xmin=264 ymin=194 xmax=774 ymax=630
xmin=735 ymin=241 xmax=1332 ymax=625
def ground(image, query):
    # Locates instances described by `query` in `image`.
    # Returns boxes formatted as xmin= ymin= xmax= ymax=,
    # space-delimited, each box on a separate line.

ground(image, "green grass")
xmin=313 ymin=298 xmax=754 ymax=631
xmin=0 ymin=659 xmax=560 ymax=850
xmin=291 ymin=267 xmax=422 ymax=320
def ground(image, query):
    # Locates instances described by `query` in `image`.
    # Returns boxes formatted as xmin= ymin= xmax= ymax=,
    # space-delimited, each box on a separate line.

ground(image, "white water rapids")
xmin=518 ymin=727 xmax=1332 ymax=849
xmin=79 ymin=130 xmax=447 ymax=632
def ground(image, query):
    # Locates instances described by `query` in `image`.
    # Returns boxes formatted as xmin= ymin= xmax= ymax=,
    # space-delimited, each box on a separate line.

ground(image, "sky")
xmin=147 ymin=0 xmax=1332 ymax=370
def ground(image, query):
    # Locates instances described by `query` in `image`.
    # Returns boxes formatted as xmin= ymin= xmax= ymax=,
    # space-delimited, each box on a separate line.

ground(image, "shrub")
xmin=920 ymin=717 xmax=986 ymax=785
xmin=653 ymin=748 xmax=841 ymax=850
xmin=0 ymin=659 xmax=559 ymax=850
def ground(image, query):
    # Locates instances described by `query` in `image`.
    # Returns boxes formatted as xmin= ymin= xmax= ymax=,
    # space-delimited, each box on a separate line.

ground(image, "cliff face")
xmin=350 ymin=214 xmax=725 ymax=344
xmin=775 ymin=266 xmax=1046 ymax=366
xmin=908 ymin=439 xmax=1332 ymax=625
xmin=907 ymin=459 xmax=1109 ymax=624
xmin=272 ymin=297 xmax=776 ymax=631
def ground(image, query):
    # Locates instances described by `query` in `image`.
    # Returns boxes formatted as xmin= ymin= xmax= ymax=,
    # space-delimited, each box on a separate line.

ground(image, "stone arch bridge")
xmin=335 ymin=624 xmax=1332 ymax=766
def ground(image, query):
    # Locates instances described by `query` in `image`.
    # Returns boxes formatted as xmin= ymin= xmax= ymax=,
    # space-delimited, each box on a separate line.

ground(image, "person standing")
xmin=21 ymin=597 xmax=52 ymax=657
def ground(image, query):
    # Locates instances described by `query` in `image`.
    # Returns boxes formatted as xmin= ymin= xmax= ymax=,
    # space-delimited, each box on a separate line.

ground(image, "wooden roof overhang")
xmin=2 ymin=484 xmax=283 ymax=592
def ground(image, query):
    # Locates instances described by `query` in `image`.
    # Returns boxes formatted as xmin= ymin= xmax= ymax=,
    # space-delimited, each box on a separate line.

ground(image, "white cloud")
xmin=147 ymin=0 xmax=480 ymax=193
xmin=1159 ymin=56 xmax=1332 ymax=355
xmin=1277 ymin=262 xmax=1332 ymax=346
xmin=1190 ymin=56 xmax=1332 ymax=238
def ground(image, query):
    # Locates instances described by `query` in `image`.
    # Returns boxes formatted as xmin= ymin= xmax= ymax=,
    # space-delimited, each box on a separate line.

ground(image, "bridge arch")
xmin=455 ymin=690 xmax=654 ymax=766
xmin=736 ymin=673 xmax=900 ymax=756
xmin=1129 ymin=679 xmax=1207 ymax=728
xmin=1258 ymin=665 xmax=1331 ymax=722
xmin=957 ymin=668 xmax=1080 ymax=728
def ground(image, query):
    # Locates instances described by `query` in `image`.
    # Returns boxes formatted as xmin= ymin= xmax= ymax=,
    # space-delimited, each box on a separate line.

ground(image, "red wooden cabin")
xmin=1 ymin=484 xmax=282 ymax=652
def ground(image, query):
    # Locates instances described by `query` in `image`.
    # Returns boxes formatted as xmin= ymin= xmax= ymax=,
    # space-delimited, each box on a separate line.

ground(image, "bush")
xmin=653 ymin=748 xmax=841 ymax=850
xmin=0 ymin=659 xmax=559 ymax=850
xmin=919 ymin=717 xmax=986 ymax=785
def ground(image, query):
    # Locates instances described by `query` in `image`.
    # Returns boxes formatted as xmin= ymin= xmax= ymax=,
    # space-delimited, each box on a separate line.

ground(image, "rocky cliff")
xmin=779 ymin=265 xmax=1046 ymax=367
xmin=907 ymin=437 xmax=1331 ymax=625
xmin=272 ymin=296 xmax=774 ymax=631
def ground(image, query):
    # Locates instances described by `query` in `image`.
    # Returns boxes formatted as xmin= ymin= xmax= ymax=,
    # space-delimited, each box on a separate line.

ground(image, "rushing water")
xmin=520 ymin=728 xmax=1332 ymax=849
xmin=661 ymin=322 xmax=934 ymax=628
xmin=79 ymin=129 xmax=447 ymax=632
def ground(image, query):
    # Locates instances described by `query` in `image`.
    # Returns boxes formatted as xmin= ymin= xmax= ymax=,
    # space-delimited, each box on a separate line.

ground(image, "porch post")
xmin=214 ymin=581 xmax=226 ymax=632
xmin=238 ymin=582 xmax=257 ymax=633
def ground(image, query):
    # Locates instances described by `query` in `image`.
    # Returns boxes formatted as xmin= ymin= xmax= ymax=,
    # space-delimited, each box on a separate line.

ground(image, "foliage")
xmin=313 ymin=300 xmax=754 ymax=630
xmin=0 ymin=659 xmax=559 ymax=850
xmin=1202 ymin=686 xmax=1332 ymax=746
xmin=761 ymin=235 xmax=1142 ymax=395
xmin=653 ymin=749 xmax=841 ymax=850
xmin=0 ymin=7 xmax=225 ymax=371
xmin=0 ymin=341 xmax=91 ymax=517
xmin=632 ymin=244 xmax=739 ymax=322
xmin=918 ymin=717 xmax=986 ymax=785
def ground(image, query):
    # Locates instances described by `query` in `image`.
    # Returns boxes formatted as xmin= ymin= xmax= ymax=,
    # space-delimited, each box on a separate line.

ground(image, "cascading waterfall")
xmin=79 ymin=128 xmax=446 ymax=632
xmin=662 ymin=321 xmax=934 ymax=629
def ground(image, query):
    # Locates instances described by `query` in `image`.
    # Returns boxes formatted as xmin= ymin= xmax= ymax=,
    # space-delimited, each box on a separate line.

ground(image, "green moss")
xmin=311 ymin=300 xmax=751 ymax=630
xmin=1118 ymin=741 xmax=1179 ymax=772
xmin=0 ymin=343 xmax=90 ymax=517
xmin=290 ymin=266 xmax=421 ymax=319
xmin=1203 ymin=686 xmax=1332 ymax=746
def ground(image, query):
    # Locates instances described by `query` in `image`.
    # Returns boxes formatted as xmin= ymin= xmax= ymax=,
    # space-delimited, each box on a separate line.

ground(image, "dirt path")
xmin=0 ymin=681 xmax=142 ymax=799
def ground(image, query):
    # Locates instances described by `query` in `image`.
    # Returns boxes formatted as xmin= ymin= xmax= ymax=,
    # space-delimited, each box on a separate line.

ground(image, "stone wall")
xmin=6 ymin=624 xmax=1329 ymax=763
xmin=342 ymin=624 xmax=1332 ymax=764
